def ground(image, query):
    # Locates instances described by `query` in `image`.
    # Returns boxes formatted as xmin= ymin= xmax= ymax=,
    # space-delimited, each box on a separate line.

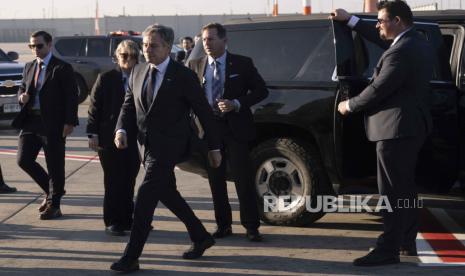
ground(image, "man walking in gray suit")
xmin=331 ymin=0 xmax=433 ymax=266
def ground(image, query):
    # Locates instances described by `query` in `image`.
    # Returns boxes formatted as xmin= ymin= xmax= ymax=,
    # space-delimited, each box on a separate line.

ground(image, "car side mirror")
xmin=7 ymin=51 xmax=19 ymax=61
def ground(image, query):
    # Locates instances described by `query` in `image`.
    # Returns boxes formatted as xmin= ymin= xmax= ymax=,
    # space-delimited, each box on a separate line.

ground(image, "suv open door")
xmin=332 ymin=16 xmax=460 ymax=193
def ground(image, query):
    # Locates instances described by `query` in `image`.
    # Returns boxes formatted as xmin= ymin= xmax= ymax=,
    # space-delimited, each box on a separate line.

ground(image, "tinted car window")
xmin=227 ymin=25 xmax=335 ymax=82
xmin=353 ymin=22 xmax=451 ymax=81
xmin=55 ymin=38 xmax=85 ymax=57
xmin=87 ymin=38 xmax=110 ymax=57
xmin=442 ymin=34 xmax=454 ymax=63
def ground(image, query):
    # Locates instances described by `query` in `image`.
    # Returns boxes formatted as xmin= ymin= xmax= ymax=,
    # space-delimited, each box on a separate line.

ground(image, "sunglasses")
xmin=377 ymin=18 xmax=391 ymax=25
xmin=118 ymin=53 xmax=137 ymax=60
xmin=28 ymin=43 xmax=45 ymax=50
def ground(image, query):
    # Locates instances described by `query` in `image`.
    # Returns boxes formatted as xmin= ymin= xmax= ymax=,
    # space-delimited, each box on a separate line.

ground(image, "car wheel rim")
xmin=256 ymin=157 xmax=305 ymax=211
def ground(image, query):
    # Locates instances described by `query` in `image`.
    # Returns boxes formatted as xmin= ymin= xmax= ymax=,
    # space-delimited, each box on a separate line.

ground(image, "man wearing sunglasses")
xmin=330 ymin=0 xmax=433 ymax=266
xmin=12 ymin=30 xmax=79 ymax=220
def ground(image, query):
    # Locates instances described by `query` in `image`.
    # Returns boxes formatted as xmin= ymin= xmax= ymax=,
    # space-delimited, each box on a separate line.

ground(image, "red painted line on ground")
xmin=420 ymin=208 xmax=465 ymax=263
xmin=0 ymin=148 xmax=99 ymax=161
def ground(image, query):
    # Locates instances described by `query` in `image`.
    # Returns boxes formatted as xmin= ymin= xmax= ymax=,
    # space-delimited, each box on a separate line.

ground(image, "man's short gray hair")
xmin=142 ymin=24 xmax=174 ymax=47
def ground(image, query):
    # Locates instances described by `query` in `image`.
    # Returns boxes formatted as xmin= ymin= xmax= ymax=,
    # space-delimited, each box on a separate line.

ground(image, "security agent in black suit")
xmin=188 ymin=23 xmax=269 ymax=242
xmin=87 ymin=40 xmax=141 ymax=236
xmin=331 ymin=0 xmax=433 ymax=266
xmin=12 ymin=30 xmax=78 ymax=220
xmin=110 ymin=24 xmax=222 ymax=273
xmin=175 ymin=36 xmax=194 ymax=64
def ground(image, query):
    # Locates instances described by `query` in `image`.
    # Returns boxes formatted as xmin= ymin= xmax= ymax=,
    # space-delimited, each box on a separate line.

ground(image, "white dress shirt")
xmin=117 ymin=56 xmax=169 ymax=135
xmin=145 ymin=56 xmax=170 ymax=101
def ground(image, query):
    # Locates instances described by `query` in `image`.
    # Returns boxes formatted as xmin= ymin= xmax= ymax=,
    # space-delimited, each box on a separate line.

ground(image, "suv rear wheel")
xmin=251 ymin=138 xmax=332 ymax=226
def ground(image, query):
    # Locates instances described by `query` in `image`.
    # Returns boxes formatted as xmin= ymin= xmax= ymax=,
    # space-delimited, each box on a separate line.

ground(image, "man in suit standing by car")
xmin=13 ymin=30 xmax=78 ymax=220
xmin=110 ymin=24 xmax=222 ymax=273
xmin=188 ymin=23 xmax=269 ymax=242
xmin=331 ymin=0 xmax=433 ymax=266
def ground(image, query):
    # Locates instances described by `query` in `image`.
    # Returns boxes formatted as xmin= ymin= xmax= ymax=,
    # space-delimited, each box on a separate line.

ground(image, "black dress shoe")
xmin=182 ymin=235 xmax=215 ymax=259
xmin=400 ymin=245 xmax=418 ymax=256
xmin=105 ymin=225 xmax=126 ymax=236
xmin=110 ymin=256 xmax=139 ymax=273
xmin=212 ymin=226 xmax=232 ymax=238
xmin=0 ymin=183 xmax=17 ymax=194
xmin=353 ymin=249 xmax=400 ymax=266
xmin=39 ymin=205 xmax=62 ymax=220
xmin=246 ymin=229 xmax=263 ymax=242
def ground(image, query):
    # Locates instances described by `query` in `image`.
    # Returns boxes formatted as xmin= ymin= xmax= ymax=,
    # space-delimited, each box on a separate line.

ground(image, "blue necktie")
xmin=211 ymin=60 xmax=222 ymax=111
xmin=122 ymin=76 xmax=128 ymax=92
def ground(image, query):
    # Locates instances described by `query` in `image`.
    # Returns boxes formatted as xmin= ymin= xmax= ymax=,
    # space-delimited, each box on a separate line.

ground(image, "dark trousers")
xmin=17 ymin=132 xmax=65 ymax=207
xmin=124 ymin=151 xmax=209 ymax=260
xmin=197 ymin=121 xmax=260 ymax=231
xmin=98 ymin=144 xmax=140 ymax=228
xmin=375 ymin=134 xmax=425 ymax=255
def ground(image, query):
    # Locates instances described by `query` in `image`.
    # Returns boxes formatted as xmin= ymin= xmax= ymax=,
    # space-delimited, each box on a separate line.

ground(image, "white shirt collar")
xmin=391 ymin=27 xmax=413 ymax=47
xmin=37 ymin=51 xmax=52 ymax=66
xmin=208 ymin=51 xmax=227 ymax=65
xmin=150 ymin=56 xmax=170 ymax=74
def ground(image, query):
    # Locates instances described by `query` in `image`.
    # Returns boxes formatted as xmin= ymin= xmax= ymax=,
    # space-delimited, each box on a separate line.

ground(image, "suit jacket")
xmin=175 ymin=49 xmax=192 ymax=64
xmin=188 ymin=52 xmax=269 ymax=141
xmin=12 ymin=55 xmax=79 ymax=136
xmin=87 ymin=67 xmax=137 ymax=148
xmin=349 ymin=20 xmax=433 ymax=141
xmin=116 ymin=59 xmax=221 ymax=165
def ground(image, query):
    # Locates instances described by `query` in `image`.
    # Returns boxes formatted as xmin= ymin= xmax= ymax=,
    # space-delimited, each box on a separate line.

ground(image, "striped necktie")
xmin=143 ymin=67 xmax=157 ymax=109
xmin=211 ymin=60 xmax=222 ymax=111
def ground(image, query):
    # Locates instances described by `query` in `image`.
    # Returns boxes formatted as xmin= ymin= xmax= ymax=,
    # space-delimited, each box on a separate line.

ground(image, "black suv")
xmin=53 ymin=34 xmax=183 ymax=104
xmin=52 ymin=34 xmax=143 ymax=104
xmin=0 ymin=48 xmax=23 ymax=121
xmin=180 ymin=11 xmax=465 ymax=226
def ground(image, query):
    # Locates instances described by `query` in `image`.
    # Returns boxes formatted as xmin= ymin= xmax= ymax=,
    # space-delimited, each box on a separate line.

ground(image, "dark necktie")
xmin=34 ymin=61 xmax=43 ymax=89
xmin=211 ymin=60 xmax=222 ymax=110
xmin=122 ymin=76 xmax=128 ymax=92
xmin=144 ymin=67 xmax=157 ymax=109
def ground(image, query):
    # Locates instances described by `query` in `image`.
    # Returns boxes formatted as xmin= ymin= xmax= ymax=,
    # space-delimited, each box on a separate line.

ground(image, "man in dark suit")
xmin=87 ymin=40 xmax=141 ymax=236
xmin=13 ymin=30 xmax=78 ymax=220
xmin=175 ymin=36 xmax=194 ymax=64
xmin=188 ymin=23 xmax=269 ymax=242
xmin=110 ymin=24 xmax=222 ymax=273
xmin=331 ymin=0 xmax=433 ymax=266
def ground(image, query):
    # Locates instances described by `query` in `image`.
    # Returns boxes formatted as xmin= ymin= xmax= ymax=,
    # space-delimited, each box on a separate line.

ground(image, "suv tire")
xmin=251 ymin=138 xmax=332 ymax=226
